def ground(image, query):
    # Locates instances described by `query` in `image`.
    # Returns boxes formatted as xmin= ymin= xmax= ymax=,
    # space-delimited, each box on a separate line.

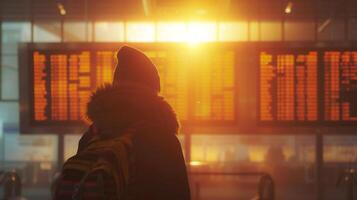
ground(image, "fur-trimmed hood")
xmin=86 ymin=83 xmax=179 ymax=136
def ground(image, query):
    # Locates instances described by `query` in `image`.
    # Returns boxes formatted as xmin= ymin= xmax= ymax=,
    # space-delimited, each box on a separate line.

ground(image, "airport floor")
xmin=0 ymin=185 xmax=346 ymax=200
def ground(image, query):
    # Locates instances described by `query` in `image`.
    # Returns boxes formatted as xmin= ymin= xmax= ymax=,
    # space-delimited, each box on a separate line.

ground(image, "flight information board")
xmin=259 ymin=49 xmax=357 ymax=124
xmin=259 ymin=50 xmax=318 ymax=122
xmin=21 ymin=44 xmax=357 ymax=134
xmin=21 ymin=44 xmax=236 ymax=133
xmin=324 ymin=51 xmax=357 ymax=121
xmin=33 ymin=50 xmax=115 ymax=122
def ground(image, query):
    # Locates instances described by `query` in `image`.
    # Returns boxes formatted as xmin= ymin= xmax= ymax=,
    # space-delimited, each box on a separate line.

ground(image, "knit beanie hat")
xmin=113 ymin=46 xmax=160 ymax=93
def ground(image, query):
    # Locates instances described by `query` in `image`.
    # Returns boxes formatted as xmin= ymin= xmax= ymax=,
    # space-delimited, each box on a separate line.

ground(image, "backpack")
xmin=54 ymin=132 xmax=133 ymax=200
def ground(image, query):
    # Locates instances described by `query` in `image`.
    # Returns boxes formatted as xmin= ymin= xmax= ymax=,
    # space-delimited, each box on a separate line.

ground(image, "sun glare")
xmin=190 ymin=161 xmax=204 ymax=166
xmin=91 ymin=21 xmax=252 ymax=44
xmin=126 ymin=22 xmax=155 ymax=42
xmin=156 ymin=21 xmax=218 ymax=45
xmin=186 ymin=22 xmax=217 ymax=44
xmin=157 ymin=22 xmax=187 ymax=42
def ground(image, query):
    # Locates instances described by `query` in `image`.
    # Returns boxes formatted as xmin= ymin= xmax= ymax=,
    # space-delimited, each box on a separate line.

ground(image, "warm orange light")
xmin=157 ymin=21 xmax=217 ymax=45
xmin=186 ymin=22 xmax=217 ymax=44
xmin=157 ymin=22 xmax=187 ymax=42
xmin=95 ymin=22 xmax=125 ymax=42
xmin=126 ymin=22 xmax=155 ymax=42
xmin=57 ymin=3 xmax=66 ymax=16
xmin=90 ymin=21 xmax=270 ymax=42
xmin=284 ymin=2 xmax=293 ymax=14
xmin=195 ymin=9 xmax=207 ymax=15
xmin=249 ymin=147 xmax=266 ymax=162
xmin=190 ymin=161 xmax=204 ymax=166
xmin=219 ymin=22 xmax=248 ymax=41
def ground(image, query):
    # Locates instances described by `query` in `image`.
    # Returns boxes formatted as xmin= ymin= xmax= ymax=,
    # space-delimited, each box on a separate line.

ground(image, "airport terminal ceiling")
xmin=18 ymin=43 xmax=357 ymax=134
xmin=1 ymin=0 xmax=357 ymax=21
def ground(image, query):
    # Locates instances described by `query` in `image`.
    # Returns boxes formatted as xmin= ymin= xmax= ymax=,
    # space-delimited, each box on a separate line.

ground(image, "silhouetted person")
xmin=77 ymin=46 xmax=191 ymax=200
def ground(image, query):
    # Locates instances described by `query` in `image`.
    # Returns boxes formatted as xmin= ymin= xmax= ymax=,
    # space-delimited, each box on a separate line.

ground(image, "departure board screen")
xmin=22 ymin=44 xmax=236 ymax=133
xmin=324 ymin=51 xmax=357 ymax=121
xmin=21 ymin=43 xmax=357 ymax=133
xmin=259 ymin=50 xmax=318 ymax=122
xmin=32 ymin=50 xmax=115 ymax=123
xmin=192 ymin=51 xmax=235 ymax=121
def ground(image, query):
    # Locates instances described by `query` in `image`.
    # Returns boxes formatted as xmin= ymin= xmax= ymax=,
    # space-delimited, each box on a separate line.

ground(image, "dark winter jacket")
xmin=78 ymin=83 xmax=191 ymax=200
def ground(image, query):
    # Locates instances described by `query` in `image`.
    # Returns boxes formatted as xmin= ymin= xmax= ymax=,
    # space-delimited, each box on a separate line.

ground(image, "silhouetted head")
xmin=113 ymin=46 xmax=160 ymax=93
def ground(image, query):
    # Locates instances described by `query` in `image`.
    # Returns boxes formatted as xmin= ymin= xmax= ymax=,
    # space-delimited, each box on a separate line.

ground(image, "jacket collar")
xmin=86 ymin=84 xmax=179 ymax=136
